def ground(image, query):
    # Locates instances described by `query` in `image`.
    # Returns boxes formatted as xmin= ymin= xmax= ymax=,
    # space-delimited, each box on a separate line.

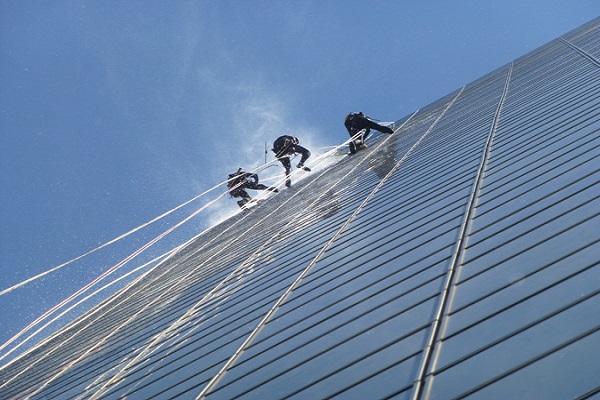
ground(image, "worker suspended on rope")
xmin=344 ymin=112 xmax=394 ymax=154
xmin=226 ymin=168 xmax=279 ymax=208
xmin=271 ymin=135 xmax=311 ymax=187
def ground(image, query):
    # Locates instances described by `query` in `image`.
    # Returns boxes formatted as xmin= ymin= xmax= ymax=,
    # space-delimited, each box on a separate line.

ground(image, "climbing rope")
xmin=0 ymin=127 xmax=396 ymax=365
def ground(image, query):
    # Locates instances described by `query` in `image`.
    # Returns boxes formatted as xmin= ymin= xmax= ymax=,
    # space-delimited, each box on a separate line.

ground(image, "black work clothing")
xmin=344 ymin=112 xmax=394 ymax=139
xmin=272 ymin=136 xmax=311 ymax=186
xmin=272 ymin=136 xmax=310 ymax=162
xmin=344 ymin=112 xmax=394 ymax=154
xmin=272 ymin=135 xmax=296 ymax=158
xmin=227 ymin=171 xmax=258 ymax=195
xmin=227 ymin=170 xmax=277 ymax=208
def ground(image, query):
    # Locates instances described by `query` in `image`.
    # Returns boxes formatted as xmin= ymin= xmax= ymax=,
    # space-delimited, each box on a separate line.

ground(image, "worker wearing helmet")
xmin=271 ymin=135 xmax=311 ymax=187
xmin=227 ymin=168 xmax=278 ymax=208
xmin=344 ymin=112 xmax=394 ymax=154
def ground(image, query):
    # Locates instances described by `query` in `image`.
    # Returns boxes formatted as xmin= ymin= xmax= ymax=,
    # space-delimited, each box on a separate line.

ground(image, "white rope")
xmin=2 ymin=126 xmax=387 ymax=298
xmin=17 ymin=186 xmax=263 ymax=398
xmin=0 ymin=250 xmax=174 ymax=365
xmin=88 ymin=144 xmax=363 ymax=399
xmin=0 ymin=179 xmax=236 ymax=297
xmin=79 ymin=133 xmax=367 ymax=397
xmin=196 ymin=121 xmax=404 ymax=399
xmin=0 ymin=187 xmax=237 ymax=392
xmin=0 ymin=155 xmax=286 ymax=365
xmin=0 ymin=129 xmax=395 ymax=380
xmin=0 ymin=188 xmax=232 ymax=362
xmin=77 ymin=126 xmax=394 ymax=396
xmin=261 ymin=129 xmax=378 ymax=193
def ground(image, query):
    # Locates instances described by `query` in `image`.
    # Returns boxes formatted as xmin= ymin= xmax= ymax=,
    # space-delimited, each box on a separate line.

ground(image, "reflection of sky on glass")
xmin=0 ymin=1 xmax=596 ymax=361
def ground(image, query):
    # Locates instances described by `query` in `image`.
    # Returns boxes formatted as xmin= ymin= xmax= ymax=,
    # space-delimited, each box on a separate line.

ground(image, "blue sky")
xmin=0 ymin=1 xmax=597 ymax=361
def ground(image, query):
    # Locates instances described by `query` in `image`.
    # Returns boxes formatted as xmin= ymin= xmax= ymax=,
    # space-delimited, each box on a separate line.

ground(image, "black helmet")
xmin=346 ymin=112 xmax=363 ymax=121
xmin=228 ymin=167 xmax=243 ymax=179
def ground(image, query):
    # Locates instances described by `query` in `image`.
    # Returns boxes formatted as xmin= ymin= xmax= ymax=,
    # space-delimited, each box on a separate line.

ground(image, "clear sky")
xmin=0 ymin=1 xmax=597 ymax=361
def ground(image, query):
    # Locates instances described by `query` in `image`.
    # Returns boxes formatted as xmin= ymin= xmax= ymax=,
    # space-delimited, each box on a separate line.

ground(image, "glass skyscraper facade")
xmin=1 ymin=17 xmax=599 ymax=400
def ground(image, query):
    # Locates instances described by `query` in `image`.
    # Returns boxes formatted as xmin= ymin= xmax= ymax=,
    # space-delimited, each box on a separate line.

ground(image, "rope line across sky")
xmin=0 ymin=128 xmax=393 ymax=362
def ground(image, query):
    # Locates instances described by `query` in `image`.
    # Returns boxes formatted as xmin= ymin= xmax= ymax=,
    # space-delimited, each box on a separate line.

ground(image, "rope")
xmin=1 ymin=154 xmax=281 ymax=298
xmin=0 ymin=250 xmax=174 ymax=365
xmin=196 ymin=120 xmax=405 ymax=399
xmin=0 ymin=128 xmax=395 ymax=374
xmin=83 ymin=129 xmax=388 ymax=398
xmin=262 ymin=128 xmax=387 ymax=193
xmin=0 ymin=188 xmax=232 ymax=362
xmin=0 ymin=178 xmax=238 ymax=297
xmin=0 ymin=151 xmax=301 ymax=361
